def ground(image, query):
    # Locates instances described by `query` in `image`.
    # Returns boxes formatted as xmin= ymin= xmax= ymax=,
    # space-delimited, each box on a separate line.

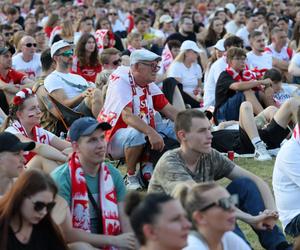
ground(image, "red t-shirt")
xmin=105 ymin=93 xmax=169 ymax=140
xmin=0 ymin=69 xmax=26 ymax=85
xmin=71 ymin=56 xmax=102 ymax=83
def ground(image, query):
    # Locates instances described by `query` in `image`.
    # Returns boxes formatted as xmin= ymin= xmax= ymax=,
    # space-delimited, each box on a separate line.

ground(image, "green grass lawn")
xmin=115 ymin=157 xmax=292 ymax=250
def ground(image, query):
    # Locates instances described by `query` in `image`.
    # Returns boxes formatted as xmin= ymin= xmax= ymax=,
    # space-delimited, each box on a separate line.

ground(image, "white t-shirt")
xmin=265 ymin=44 xmax=294 ymax=62
xmin=112 ymin=19 xmax=126 ymax=33
xmin=236 ymin=27 xmax=250 ymax=48
xmin=246 ymin=51 xmax=273 ymax=70
xmin=44 ymin=70 xmax=90 ymax=99
xmin=183 ymin=231 xmax=251 ymax=250
xmin=167 ymin=61 xmax=202 ymax=96
xmin=273 ymin=137 xmax=300 ymax=229
xmin=12 ymin=53 xmax=42 ymax=79
xmin=225 ymin=20 xmax=244 ymax=35
xmin=5 ymin=125 xmax=55 ymax=143
xmin=203 ymin=56 xmax=227 ymax=108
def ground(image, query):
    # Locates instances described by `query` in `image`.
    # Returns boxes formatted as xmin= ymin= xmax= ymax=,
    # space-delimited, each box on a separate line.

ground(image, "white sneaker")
xmin=268 ymin=148 xmax=280 ymax=157
xmin=125 ymin=175 xmax=142 ymax=190
xmin=254 ymin=142 xmax=272 ymax=161
xmin=141 ymin=162 xmax=153 ymax=182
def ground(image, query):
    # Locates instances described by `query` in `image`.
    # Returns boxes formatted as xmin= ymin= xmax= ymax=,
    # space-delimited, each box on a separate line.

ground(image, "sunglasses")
xmin=58 ymin=50 xmax=73 ymax=57
xmin=109 ymin=13 xmax=118 ymax=16
xmin=200 ymin=194 xmax=238 ymax=212
xmin=112 ymin=58 xmax=121 ymax=66
xmin=25 ymin=43 xmax=37 ymax=48
xmin=30 ymin=199 xmax=56 ymax=212
xmin=139 ymin=62 xmax=161 ymax=72
xmin=4 ymin=32 xmax=13 ymax=37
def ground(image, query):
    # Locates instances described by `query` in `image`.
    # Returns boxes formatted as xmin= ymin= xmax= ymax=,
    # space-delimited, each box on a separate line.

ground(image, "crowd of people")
xmin=1 ymin=0 xmax=300 ymax=249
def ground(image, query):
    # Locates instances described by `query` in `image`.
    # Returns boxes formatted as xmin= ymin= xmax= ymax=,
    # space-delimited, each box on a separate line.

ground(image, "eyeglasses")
xmin=4 ymin=32 xmax=13 ymax=37
xmin=232 ymin=57 xmax=246 ymax=61
xmin=58 ymin=49 xmax=73 ymax=57
xmin=112 ymin=58 xmax=121 ymax=66
xmin=139 ymin=62 xmax=161 ymax=72
xmin=30 ymin=198 xmax=56 ymax=212
xmin=200 ymin=194 xmax=238 ymax=212
xmin=109 ymin=13 xmax=118 ymax=16
xmin=25 ymin=43 xmax=37 ymax=48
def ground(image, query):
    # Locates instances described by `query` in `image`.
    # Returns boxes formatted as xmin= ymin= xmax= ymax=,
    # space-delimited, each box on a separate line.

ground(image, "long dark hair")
xmin=76 ymin=33 xmax=100 ymax=67
xmin=204 ymin=17 xmax=226 ymax=47
xmin=292 ymin=21 xmax=300 ymax=49
xmin=0 ymin=169 xmax=68 ymax=249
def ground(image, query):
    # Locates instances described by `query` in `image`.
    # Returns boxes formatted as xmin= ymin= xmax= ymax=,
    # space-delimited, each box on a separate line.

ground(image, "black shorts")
xmin=239 ymin=119 xmax=290 ymax=153
xmin=212 ymin=120 xmax=290 ymax=154
xmin=73 ymin=100 xmax=93 ymax=117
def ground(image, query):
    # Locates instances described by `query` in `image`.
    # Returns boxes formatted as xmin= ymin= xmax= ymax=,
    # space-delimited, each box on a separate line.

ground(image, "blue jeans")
xmin=285 ymin=214 xmax=300 ymax=237
xmin=227 ymin=178 xmax=291 ymax=250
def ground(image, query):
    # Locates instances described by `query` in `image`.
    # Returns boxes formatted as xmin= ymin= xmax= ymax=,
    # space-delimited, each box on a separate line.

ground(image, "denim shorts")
xmin=107 ymin=113 xmax=176 ymax=159
xmin=216 ymin=91 xmax=245 ymax=122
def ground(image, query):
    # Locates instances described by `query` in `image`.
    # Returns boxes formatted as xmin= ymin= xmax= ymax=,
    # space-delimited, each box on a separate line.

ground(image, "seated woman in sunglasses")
xmin=71 ymin=34 xmax=102 ymax=83
xmin=174 ymin=182 xmax=251 ymax=250
xmin=2 ymin=88 xmax=71 ymax=173
xmin=0 ymin=169 xmax=68 ymax=250
xmin=125 ymin=191 xmax=191 ymax=250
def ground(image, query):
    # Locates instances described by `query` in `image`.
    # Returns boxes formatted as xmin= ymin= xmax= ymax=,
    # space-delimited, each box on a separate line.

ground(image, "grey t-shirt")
xmin=148 ymin=148 xmax=235 ymax=194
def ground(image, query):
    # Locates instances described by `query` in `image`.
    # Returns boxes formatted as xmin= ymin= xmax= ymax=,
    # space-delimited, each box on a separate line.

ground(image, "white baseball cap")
xmin=214 ymin=39 xmax=225 ymax=52
xmin=51 ymin=40 xmax=73 ymax=58
xmin=130 ymin=49 xmax=161 ymax=65
xmin=159 ymin=15 xmax=173 ymax=24
xmin=180 ymin=40 xmax=202 ymax=53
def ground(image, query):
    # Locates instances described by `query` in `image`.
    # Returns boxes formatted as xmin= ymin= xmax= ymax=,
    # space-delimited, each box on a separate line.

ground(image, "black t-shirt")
xmin=165 ymin=32 xmax=197 ymax=44
xmin=6 ymin=225 xmax=66 ymax=250
xmin=215 ymin=71 xmax=236 ymax=110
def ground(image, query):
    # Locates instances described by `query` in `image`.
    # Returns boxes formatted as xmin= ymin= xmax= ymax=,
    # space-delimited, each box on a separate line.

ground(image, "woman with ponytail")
xmin=173 ymin=182 xmax=251 ymax=250
xmin=1 ymin=88 xmax=71 ymax=173
xmin=125 ymin=192 xmax=191 ymax=250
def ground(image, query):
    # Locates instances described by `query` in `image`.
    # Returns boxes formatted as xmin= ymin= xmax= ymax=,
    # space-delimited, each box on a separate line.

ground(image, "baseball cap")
xmin=214 ymin=39 xmax=225 ymax=52
xmin=159 ymin=15 xmax=173 ymax=24
xmin=51 ymin=40 xmax=73 ymax=58
xmin=0 ymin=47 xmax=13 ymax=55
xmin=130 ymin=49 xmax=161 ymax=65
xmin=180 ymin=40 xmax=202 ymax=53
xmin=225 ymin=3 xmax=236 ymax=14
xmin=69 ymin=117 xmax=112 ymax=142
xmin=0 ymin=132 xmax=35 ymax=153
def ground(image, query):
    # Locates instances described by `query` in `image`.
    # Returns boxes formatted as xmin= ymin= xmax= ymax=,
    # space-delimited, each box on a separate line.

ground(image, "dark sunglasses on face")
xmin=25 ymin=43 xmax=37 ymax=48
xmin=4 ymin=32 xmax=13 ymax=37
xmin=109 ymin=13 xmax=118 ymax=16
xmin=31 ymin=199 xmax=56 ymax=212
xmin=58 ymin=49 xmax=73 ymax=57
xmin=200 ymin=194 xmax=239 ymax=212
xmin=112 ymin=58 xmax=121 ymax=66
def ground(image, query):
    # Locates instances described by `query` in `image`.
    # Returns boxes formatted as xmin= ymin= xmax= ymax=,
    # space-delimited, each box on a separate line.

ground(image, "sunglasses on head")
xmin=30 ymin=199 xmax=56 ymax=212
xmin=200 ymin=194 xmax=238 ymax=212
xmin=58 ymin=49 xmax=73 ymax=57
xmin=25 ymin=43 xmax=37 ymax=48
xmin=112 ymin=58 xmax=121 ymax=66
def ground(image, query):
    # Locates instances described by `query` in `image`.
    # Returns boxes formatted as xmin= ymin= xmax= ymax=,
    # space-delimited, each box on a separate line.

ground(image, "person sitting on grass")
xmin=1 ymin=88 xmax=71 ymax=173
xmin=148 ymin=109 xmax=292 ymax=250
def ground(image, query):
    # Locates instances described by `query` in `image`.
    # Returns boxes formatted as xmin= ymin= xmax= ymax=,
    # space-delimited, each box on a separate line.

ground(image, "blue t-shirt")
xmin=51 ymin=161 xmax=126 ymax=233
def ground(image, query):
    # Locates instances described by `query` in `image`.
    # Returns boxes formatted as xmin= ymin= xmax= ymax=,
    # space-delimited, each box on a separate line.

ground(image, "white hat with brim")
xmin=130 ymin=49 xmax=161 ymax=65
xmin=180 ymin=40 xmax=202 ymax=53
xmin=214 ymin=39 xmax=225 ymax=52
xmin=51 ymin=40 xmax=73 ymax=58
xmin=159 ymin=15 xmax=173 ymax=24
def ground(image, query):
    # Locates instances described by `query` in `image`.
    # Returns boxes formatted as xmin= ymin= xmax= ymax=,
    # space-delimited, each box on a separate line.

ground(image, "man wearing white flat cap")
xmin=98 ymin=49 xmax=178 ymax=190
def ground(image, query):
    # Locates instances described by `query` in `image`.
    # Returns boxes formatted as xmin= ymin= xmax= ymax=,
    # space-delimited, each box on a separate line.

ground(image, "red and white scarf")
xmin=95 ymin=29 xmax=115 ymax=53
xmin=11 ymin=120 xmax=50 ymax=164
xmin=226 ymin=65 xmax=257 ymax=82
xmin=293 ymin=124 xmax=300 ymax=144
xmin=69 ymin=152 xmax=121 ymax=248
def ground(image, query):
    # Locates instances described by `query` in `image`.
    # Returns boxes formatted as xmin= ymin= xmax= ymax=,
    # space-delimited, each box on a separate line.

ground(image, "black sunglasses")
xmin=109 ymin=13 xmax=118 ymax=16
xmin=4 ymin=32 xmax=13 ymax=37
xmin=200 ymin=194 xmax=238 ymax=212
xmin=112 ymin=58 xmax=121 ymax=66
xmin=30 ymin=199 xmax=56 ymax=212
xmin=25 ymin=43 xmax=37 ymax=48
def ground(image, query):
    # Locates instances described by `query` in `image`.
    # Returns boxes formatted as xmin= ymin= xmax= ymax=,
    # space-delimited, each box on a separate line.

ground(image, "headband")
xmin=13 ymin=88 xmax=34 ymax=106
